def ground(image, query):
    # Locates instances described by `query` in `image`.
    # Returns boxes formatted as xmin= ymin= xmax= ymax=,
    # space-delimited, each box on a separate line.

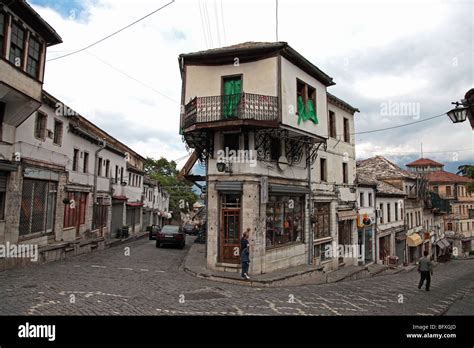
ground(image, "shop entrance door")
xmin=219 ymin=194 xmax=241 ymax=264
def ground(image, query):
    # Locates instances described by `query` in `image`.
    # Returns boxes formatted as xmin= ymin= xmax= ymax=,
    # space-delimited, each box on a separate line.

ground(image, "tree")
xmin=457 ymin=165 xmax=474 ymax=193
xmin=144 ymin=157 xmax=197 ymax=216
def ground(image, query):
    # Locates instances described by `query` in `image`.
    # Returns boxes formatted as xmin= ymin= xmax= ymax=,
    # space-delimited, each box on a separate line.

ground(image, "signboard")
xmin=261 ymin=177 xmax=268 ymax=204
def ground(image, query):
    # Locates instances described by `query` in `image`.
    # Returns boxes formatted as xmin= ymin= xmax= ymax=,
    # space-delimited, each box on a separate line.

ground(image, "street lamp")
xmin=447 ymin=89 xmax=474 ymax=128
xmin=447 ymin=103 xmax=468 ymax=123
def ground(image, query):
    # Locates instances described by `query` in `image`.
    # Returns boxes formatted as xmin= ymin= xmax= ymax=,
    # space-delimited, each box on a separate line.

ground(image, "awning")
xmin=127 ymin=202 xmax=144 ymax=207
xmin=337 ymin=210 xmax=357 ymax=221
xmin=0 ymin=161 xmax=18 ymax=172
xmin=407 ymin=234 xmax=423 ymax=247
xmin=436 ymin=239 xmax=450 ymax=249
xmin=269 ymin=184 xmax=309 ymax=195
xmin=215 ymin=181 xmax=242 ymax=192
xmin=461 ymin=236 xmax=474 ymax=242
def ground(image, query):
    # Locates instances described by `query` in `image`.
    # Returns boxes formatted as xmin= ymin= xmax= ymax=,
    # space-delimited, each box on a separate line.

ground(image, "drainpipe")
xmin=93 ymin=138 xmax=106 ymax=234
xmin=307 ymin=142 xmax=313 ymax=265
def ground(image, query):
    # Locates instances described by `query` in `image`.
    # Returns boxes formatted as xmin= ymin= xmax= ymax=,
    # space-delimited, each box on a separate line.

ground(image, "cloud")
xmin=31 ymin=0 xmax=473 ymax=171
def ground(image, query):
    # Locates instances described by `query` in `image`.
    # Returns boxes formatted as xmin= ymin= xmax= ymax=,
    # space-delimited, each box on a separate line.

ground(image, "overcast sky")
xmin=31 ymin=0 xmax=473 ymax=171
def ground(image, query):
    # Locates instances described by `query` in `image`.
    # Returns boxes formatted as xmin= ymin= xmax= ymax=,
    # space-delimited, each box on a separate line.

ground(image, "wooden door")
xmin=220 ymin=208 xmax=241 ymax=263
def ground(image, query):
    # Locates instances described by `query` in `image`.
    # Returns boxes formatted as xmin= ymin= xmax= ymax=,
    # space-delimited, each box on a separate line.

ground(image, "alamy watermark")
xmin=0 ymin=242 xmax=38 ymax=262
xmin=216 ymin=147 xmax=257 ymax=167
xmin=380 ymin=100 xmax=421 ymax=120
xmin=322 ymin=244 xmax=365 ymax=262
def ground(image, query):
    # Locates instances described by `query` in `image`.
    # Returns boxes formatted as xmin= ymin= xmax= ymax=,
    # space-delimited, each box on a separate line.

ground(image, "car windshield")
xmin=161 ymin=225 xmax=180 ymax=234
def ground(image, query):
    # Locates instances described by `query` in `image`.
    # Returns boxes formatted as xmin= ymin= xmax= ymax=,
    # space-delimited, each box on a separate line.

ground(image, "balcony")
xmin=182 ymin=93 xmax=278 ymax=130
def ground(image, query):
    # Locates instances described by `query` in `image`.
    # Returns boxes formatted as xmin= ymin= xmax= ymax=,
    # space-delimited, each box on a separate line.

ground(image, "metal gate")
xmin=20 ymin=179 xmax=57 ymax=235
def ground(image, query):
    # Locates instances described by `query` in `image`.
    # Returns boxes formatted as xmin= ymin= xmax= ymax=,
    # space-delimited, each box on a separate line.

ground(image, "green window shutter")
xmin=306 ymin=99 xmax=318 ymax=125
xmin=223 ymin=78 xmax=242 ymax=118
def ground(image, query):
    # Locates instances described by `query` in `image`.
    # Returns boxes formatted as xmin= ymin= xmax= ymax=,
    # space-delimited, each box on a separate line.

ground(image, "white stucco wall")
xmin=184 ymin=57 xmax=278 ymax=103
xmin=280 ymin=56 xmax=328 ymax=137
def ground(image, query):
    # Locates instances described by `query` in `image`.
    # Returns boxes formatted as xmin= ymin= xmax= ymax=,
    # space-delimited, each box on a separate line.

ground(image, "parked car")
xmin=183 ymin=223 xmax=198 ymax=235
xmin=156 ymin=225 xmax=186 ymax=249
xmin=147 ymin=225 xmax=161 ymax=240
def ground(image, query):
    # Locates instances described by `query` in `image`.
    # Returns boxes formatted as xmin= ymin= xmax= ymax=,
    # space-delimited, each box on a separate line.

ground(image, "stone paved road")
xmin=0 ymin=237 xmax=473 ymax=316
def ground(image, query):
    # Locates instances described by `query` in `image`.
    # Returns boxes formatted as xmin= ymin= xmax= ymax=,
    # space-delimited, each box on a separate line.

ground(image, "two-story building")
xmin=179 ymin=42 xmax=358 ymax=274
xmin=355 ymin=172 xmax=377 ymax=265
xmin=0 ymin=0 xmax=61 ymax=249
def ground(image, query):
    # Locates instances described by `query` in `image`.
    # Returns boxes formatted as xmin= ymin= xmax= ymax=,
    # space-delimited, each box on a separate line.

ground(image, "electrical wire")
xmin=198 ymin=0 xmax=209 ymax=49
xmin=47 ymin=0 xmax=175 ymax=62
xmin=219 ymin=0 xmax=227 ymax=45
xmin=84 ymin=51 xmax=179 ymax=104
xmin=213 ymin=0 xmax=221 ymax=47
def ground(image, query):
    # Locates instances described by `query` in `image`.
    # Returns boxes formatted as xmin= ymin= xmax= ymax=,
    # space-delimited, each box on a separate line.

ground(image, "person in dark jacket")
xmin=418 ymin=251 xmax=433 ymax=291
xmin=241 ymin=229 xmax=251 ymax=280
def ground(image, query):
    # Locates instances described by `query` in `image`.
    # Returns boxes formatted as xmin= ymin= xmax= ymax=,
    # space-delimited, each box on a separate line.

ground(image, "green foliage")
xmin=457 ymin=165 xmax=474 ymax=193
xmin=144 ymin=157 xmax=197 ymax=214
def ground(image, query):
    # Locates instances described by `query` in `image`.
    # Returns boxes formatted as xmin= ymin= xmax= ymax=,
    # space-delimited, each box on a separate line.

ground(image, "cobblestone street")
xmin=0 ymin=237 xmax=473 ymax=316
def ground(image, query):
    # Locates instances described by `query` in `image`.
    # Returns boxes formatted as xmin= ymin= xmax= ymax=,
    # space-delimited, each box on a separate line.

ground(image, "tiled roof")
xmin=406 ymin=158 xmax=444 ymax=167
xmin=180 ymin=41 xmax=284 ymax=56
xmin=357 ymin=156 xmax=418 ymax=180
xmin=356 ymin=167 xmax=405 ymax=195
xmin=427 ymin=170 xmax=474 ymax=183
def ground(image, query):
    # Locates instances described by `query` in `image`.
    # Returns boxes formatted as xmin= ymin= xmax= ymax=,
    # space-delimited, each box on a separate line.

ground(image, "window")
xmin=296 ymin=79 xmax=317 ymax=125
xmin=379 ymin=203 xmax=384 ymax=224
xmin=314 ymin=203 xmax=330 ymax=240
xmin=447 ymin=222 xmax=452 ymax=230
xmin=19 ymin=180 xmax=57 ymax=235
xmin=83 ymin=152 xmax=89 ymax=173
xmin=410 ymin=212 xmax=413 ymax=228
xmin=343 ymin=118 xmax=350 ymax=143
xmin=320 ymin=158 xmax=327 ymax=182
xmin=98 ymin=157 xmax=103 ymax=176
xmin=395 ymin=202 xmax=399 ymax=221
xmin=342 ymin=162 xmax=348 ymax=184
xmin=120 ymin=167 xmax=124 ymax=183
xmin=222 ymin=76 xmax=242 ymax=118
xmin=433 ymin=186 xmax=439 ymax=193
xmin=368 ymin=193 xmax=373 ymax=207
xmin=223 ymin=133 xmax=239 ymax=152
xmin=26 ymin=36 xmax=42 ymax=78
xmin=266 ymin=195 xmax=304 ymax=248
xmin=63 ymin=192 xmax=88 ymax=228
xmin=406 ymin=213 xmax=409 ymax=226
xmin=446 ymin=186 xmax=452 ymax=196
xmin=387 ymin=203 xmax=391 ymax=223
xmin=0 ymin=13 xmax=5 ymax=57
xmin=115 ymin=166 xmax=119 ymax=183
xmin=359 ymin=193 xmax=365 ymax=207
xmin=72 ymin=149 xmax=79 ymax=171
xmin=9 ymin=22 xmax=25 ymax=67
xmin=270 ymin=137 xmax=281 ymax=161
xmin=34 ymin=112 xmax=47 ymax=140
xmin=329 ymin=110 xmax=336 ymax=138
xmin=105 ymin=160 xmax=110 ymax=178
xmin=53 ymin=120 xmax=63 ymax=145
xmin=129 ymin=172 xmax=132 ymax=185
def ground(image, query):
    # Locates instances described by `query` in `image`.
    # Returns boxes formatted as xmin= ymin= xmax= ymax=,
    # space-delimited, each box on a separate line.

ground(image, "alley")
xmin=0 ymin=238 xmax=472 ymax=316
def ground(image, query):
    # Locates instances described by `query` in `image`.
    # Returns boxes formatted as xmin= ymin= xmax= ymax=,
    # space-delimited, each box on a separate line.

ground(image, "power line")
xmin=203 ymin=0 xmax=214 ymax=48
xmin=47 ymin=0 xmax=175 ymax=62
xmin=353 ymin=113 xmax=447 ymax=136
xmin=84 ymin=51 xmax=179 ymax=104
xmin=219 ymin=0 xmax=227 ymax=45
xmin=356 ymin=147 xmax=474 ymax=156
xmin=213 ymin=0 xmax=221 ymax=46
xmin=198 ymin=0 xmax=209 ymax=49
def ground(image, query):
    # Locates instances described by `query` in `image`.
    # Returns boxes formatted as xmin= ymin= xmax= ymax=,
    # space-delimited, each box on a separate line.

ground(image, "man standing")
xmin=241 ymin=229 xmax=251 ymax=280
xmin=418 ymin=251 xmax=433 ymax=291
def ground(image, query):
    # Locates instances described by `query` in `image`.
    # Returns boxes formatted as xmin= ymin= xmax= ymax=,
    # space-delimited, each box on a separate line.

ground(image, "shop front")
xmin=407 ymin=232 xmax=423 ymax=263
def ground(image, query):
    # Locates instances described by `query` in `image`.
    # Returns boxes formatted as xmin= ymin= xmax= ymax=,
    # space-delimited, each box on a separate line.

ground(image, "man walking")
xmin=418 ymin=251 xmax=433 ymax=291
xmin=241 ymin=229 xmax=251 ymax=280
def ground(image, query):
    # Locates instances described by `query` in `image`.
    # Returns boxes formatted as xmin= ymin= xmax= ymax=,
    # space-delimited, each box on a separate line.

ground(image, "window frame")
xmin=328 ymin=110 xmax=336 ymax=138
xmin=72 ymin=148 xmax=79 ymax=172
xmin=34 ymin=111 xmax=47 ymax=140
xmin=83 ymin=152 xmax=89 ymax=174
xmin=53 ymin=119 xmax=63 ymax=145
xmin=343 ymin=117 xmax=350 ymax=143
xmin=0 ymin=12 xmax=6 ymax=58
xmin=320 ymin=158 xmax=327 ymax=182
xmin=9 ymin=20 xmax=26 ymax=68
xmin=342 ymin=162 xmax=348 ymax=184
xmin=26 ymin=34 xmax=42 ymax=79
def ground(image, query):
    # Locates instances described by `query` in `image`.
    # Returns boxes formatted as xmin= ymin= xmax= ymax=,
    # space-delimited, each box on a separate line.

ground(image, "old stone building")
xmin=406 ymin=158 xmax=474 ymax=257
xmin=179 ymin=42 xmax=358 ymax=274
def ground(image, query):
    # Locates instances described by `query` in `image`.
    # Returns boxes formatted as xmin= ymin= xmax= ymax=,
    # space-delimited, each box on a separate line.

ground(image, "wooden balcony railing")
xmin=183 ymin=93 xmax=278 ymax=129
